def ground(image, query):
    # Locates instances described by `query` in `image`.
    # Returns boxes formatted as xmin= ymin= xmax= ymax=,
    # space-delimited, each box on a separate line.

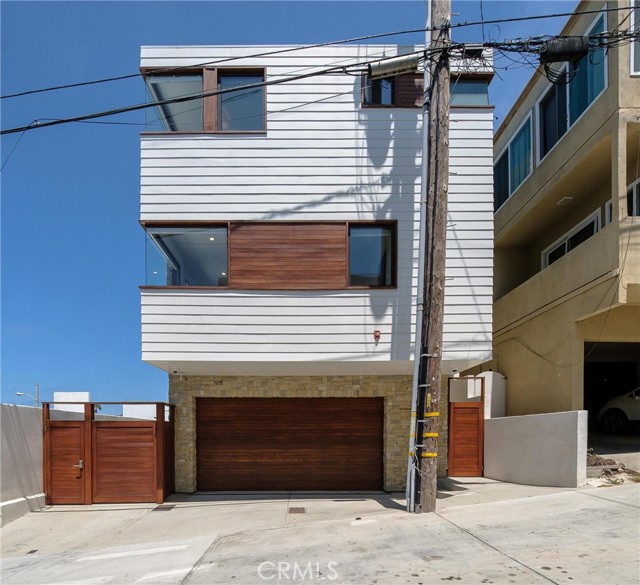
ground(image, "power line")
xmin=2 ymin=47 xmax=448 ymax=136
xmin=1 ymin=4 xmax=634 ymax=101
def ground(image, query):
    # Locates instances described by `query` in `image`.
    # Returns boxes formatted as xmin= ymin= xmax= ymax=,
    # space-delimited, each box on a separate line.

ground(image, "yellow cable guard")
xmin=423 ymin=412 xmax=440 ymax=417
xmin=423 ymin=432 xmax=439 ymax=438
xmin=421 ymin=452 xmax=438 ymax=458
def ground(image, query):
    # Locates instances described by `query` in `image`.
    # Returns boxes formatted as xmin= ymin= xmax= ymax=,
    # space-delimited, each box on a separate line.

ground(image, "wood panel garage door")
xmin=196 ymin=398 xmax=383 ymax=491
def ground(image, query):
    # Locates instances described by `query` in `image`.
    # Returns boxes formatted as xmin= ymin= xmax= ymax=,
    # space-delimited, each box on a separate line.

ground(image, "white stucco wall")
xmin=0 ymin=404 xmax=44 ymax=526
xmin=484 ymin=410 xmax=587 ymax=487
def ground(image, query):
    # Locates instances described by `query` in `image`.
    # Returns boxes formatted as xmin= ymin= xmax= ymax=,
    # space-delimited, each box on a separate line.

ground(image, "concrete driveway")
xmin=1 ymin=482 xmax=639 ymax=585
xmin=589 ymin=429 xmax=640 ymax=470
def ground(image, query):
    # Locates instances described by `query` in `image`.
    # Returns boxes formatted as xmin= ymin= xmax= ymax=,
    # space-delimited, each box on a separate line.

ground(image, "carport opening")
xmin=584 ymin=342 xmax=640 ymax=430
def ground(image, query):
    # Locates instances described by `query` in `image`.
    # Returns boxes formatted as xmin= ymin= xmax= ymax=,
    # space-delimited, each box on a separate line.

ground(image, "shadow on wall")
xmin=0 ymin=404 xmax=44 ymax=526
xmin=258 ymin=65 xmax=421 ymax=361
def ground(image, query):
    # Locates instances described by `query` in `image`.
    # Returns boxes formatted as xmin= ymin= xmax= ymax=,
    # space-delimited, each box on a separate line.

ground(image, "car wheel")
xmin=600 ymin=409 xmax=628 ymax=434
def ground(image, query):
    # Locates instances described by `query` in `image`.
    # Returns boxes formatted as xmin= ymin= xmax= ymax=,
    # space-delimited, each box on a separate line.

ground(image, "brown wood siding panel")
xmin=395 ymin=73 xmax=422 ymax=108
xmin=48 ymin=423 xmax=85 ymax=504
xmin=229 ymin=223 xmax=347 ymax=289
xmin=196 ymin=398 xmax=383 ymax=490
xmin=448 ymin=402 xmax=484 ymax=477
xmin=92 ymin=423 xmax=157 ymax=503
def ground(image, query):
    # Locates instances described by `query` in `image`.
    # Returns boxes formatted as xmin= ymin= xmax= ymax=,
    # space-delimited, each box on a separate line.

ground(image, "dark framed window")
xmin=363 ymin=77 xmax=395 ymax=106
xmin=348 ymin=224 xmax=395 ymax=286
xmin=362 ymin=73 xmax=422 ymax=108
xmin=144 ymin=68 xmax=265 ymax=133
xmin=539 ymin=80 xmax=567 ymax=159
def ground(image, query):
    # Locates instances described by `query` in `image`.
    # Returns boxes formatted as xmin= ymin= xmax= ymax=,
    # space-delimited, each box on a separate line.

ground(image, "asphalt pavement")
xmin=1 ymin=480 xmax=638 ymax=585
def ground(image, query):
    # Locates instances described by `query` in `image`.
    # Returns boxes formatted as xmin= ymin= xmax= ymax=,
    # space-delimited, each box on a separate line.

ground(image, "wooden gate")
xmin=43 ymin=402 xmax=174 ymax=505
xmin=46 ymin=421 xmax=87 ymax=504
xmin=448 ymin=401 xmax=484 ymax=476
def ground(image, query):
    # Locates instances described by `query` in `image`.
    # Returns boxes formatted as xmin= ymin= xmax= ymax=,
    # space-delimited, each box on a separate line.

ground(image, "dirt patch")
xmin=586 ymin=448 xmax=640 ymax=487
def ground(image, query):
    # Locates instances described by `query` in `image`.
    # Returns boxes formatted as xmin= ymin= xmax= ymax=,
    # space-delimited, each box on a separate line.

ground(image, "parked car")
xmin=598 ymin=387 xmax=640 ymax=433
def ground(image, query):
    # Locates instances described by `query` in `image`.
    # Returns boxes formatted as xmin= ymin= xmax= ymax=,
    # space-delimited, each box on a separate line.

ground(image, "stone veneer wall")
xmin=170 ymin=374 xmax=416 ymax=492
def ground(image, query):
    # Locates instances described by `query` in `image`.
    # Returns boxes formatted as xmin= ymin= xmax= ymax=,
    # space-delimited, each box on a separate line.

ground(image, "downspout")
xmin=406 ymin=0 xmax=431 ymax=512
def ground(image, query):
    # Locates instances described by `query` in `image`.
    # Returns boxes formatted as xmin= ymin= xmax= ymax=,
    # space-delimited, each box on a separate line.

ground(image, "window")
xmin=538 ymin=78 xmax=567 ymax=159
xmin=349 ymin=224 xmax=395 ymax=286
xmin=536 ymin=12 xmax=607 ymax=162
xmin=542 ymin=211 xmax=600 ymax=268
xmin=145 ymin=226 xmax=228 ymax=286
xmin=362 ymin=73 xmax=422 ymax=107
xmin=450 ymin=78 xmax=490 ymax=106
xmin=633 ymin=1 xmax=640 ymax=74
xmin=568 ymin=14 xmax=606 ymax=125
xmin=145 ymin=68 xmax=265 ymax=133
xmin=628 ymin=178 xmax=640 ymax=216
xmin=605 ymin=200 xmax=613 ymax=225
xmin=364 ymin=77 xmax=394 ymax=106
xmin=493 ymin=115 xmax=532 ymax=211
xmin=144 ymin=222 xmax=396 ymax=289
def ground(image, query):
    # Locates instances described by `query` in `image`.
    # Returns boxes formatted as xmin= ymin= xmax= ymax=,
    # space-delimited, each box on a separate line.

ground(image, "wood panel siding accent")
xmin=196 ymin=397 xmax=383 ymax=490
xmin=229 ymin=222 xmax=347 ymax=289
xmin=395 ymin=73 xmax=423 ymax=108
xmin=448 ymin=402 xmax=484 ymax=477
xmin=92 ymin=423 xmax=157 ymax=503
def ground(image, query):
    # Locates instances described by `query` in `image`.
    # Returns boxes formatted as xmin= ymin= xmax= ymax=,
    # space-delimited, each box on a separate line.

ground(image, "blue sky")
xmin=1 ymin=0 xmax=577 ymax=409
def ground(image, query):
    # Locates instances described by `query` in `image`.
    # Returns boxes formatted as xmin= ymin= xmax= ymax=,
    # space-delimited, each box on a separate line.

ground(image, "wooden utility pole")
xmin=416 ymin=0 xmax=451 ymax=513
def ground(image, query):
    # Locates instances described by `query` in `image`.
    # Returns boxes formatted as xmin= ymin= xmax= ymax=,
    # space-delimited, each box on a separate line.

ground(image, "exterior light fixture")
xmin=373 ymin=330 xmax=381 ymax=344
xmin=368 ymin=53 xmax=421 ymax=80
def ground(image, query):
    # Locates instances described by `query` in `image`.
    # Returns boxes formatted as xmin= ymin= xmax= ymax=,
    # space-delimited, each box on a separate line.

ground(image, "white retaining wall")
xmin=484 ymin=410 xmax=588 ymax=488
xmin=0 ymin=404 xmax=44 ymax=526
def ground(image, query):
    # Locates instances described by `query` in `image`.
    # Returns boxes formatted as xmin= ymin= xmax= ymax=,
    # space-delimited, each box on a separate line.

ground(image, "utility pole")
xmin=411 ymin=0 xmax=451 ymax=514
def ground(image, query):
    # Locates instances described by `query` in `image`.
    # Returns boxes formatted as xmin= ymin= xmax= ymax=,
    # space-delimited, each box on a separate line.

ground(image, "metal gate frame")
xmin=43 ymin=402 xmax=174 ymax=505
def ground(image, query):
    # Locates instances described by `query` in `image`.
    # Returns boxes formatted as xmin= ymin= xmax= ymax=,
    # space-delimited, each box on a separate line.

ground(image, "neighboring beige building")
xmin=482 ymin=1 xmax=640 ymax=424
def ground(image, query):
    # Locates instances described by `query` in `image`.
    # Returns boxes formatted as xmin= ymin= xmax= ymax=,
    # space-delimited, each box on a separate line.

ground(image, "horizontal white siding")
xmin=139 ymin=45 xmax=493 ymax=371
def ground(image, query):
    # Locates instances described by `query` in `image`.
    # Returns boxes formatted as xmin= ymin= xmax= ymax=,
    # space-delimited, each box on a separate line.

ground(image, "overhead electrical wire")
xmin=1 ymin=3 xmax=636 ymax=101
xmin=1 ymin=46 xmax=452 ymax=135
xmin=1 ymin=20 xmax=637 ymax=135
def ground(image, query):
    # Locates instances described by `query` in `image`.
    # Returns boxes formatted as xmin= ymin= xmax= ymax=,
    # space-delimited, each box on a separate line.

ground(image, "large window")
xmin=145 ymin=226 xmax=228 ymax=286
xmin=494 ymin=116 xmax=532 ymax=210
xmin=144 ymin=222 xmax=396 ymax=289
xmin=633 ymin=1 xmax=640 ymax=74
xmin=349 ymin=224 xmax=395 ymax=286
xmin=536 ymin=12 xmax=607 ymax=162
xmin=568 ymin=14 xmax=606 ymax=125
xmin=145 ymin=68 xmax=265 ymax=133
xmin=542 ymin=211 xmax=600 ymax=268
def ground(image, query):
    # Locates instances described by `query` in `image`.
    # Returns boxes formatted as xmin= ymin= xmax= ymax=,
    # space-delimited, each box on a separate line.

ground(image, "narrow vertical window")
xmin=218 ymin=71 xmax=265 ymax=131
xmin=349 ymin=225 xmax=395 ymax=286
xmin=539 ymin=81 xmax=567 ymax=158
xmin=494 ymin=152 xmax=509 ymax=211
xmin=509 ymin=119 xmax=532 ymax=193
xmin=569 ymin=14 xmax=605 ymax=124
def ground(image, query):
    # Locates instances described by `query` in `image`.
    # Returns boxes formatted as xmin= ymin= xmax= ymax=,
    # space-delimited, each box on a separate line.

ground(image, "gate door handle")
xmin=73 ymin=460 xmax=84 ymax=469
